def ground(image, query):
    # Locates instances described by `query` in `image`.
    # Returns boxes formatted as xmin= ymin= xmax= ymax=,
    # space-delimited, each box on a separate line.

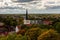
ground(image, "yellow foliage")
xmin=26 ymin=27 xmax=41 ymax=40
xmin=38 ymin=29 xmax=60 ymax=40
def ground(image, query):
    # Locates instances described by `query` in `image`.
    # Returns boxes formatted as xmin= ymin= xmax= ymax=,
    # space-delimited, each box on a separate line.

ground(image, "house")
xmin=0 ymin=22 xmax=16 ymax=35
xmin=0 ymin=22 xmax=8 ymax=35
xmin=15 ymin=25 xmax=21 ymax=33
xmin=43 ymin=20 xmax=52 ymax=25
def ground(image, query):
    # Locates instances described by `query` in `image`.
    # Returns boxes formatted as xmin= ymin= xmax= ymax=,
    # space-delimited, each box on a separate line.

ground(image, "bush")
xmin=15 ymin=34 xmax=27 ymax=40
xmin=0 ymin=35 xmax=7 ymax=40
xmin=0 ymin=33 xmax=27 ymax=40
xmin=7 ymin=33 xmax=17 ymax=40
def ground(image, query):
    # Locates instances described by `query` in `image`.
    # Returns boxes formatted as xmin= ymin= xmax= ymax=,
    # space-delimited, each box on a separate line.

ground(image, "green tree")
xmin=54 ymin=22 xmax=60 ymax=33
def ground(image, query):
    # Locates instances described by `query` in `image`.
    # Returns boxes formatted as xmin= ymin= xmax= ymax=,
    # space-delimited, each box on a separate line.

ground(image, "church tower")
xmin=24 ymin=9 xmax=30 ymax=24
xmin=26 ymin=9 xmax=28 ymax=20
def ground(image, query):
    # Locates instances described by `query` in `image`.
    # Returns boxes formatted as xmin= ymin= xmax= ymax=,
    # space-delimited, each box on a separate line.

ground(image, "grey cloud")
xmin=12 ymin=0 xmax=34 ymax=2
xmin=0 ymin=7 xmax=24 ymax=9
xmin=29 ymin=1 xmax=39 ymax=4
xmin=45 ymin=6 xmax=60 ymax=10
xmin=47 ymin=2 xmax=55 ymax=4
xmin=49 ymin=6 xmax=60 ymax=9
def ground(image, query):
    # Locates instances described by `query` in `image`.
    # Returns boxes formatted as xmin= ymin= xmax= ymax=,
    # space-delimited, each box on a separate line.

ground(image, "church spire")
xmin=26 ymin=9 xmax=28 ymax=20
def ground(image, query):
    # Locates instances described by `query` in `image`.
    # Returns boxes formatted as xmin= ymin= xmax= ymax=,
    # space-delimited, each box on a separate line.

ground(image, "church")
xmin=24 ymin=9 xmax=43 ymax=25
xmin=15 ymin=9 xmax=53 ymax=34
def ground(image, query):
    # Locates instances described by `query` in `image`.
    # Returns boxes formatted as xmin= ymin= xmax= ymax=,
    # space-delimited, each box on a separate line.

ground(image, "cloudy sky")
xmin=0 ymin=0 xmax=60 ymax=14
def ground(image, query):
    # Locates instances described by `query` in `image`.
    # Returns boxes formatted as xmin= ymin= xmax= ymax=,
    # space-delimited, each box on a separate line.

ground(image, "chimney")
xmin=26 ymin=9 xmax=28 ymax=20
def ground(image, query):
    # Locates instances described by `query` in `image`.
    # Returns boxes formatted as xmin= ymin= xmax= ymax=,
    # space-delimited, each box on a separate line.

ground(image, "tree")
xmin=38 ymin=29 xmax=59 ymax=40
xmin=26 ymin=28 xmax=41 ymax=40
xmin=54 ymin=22 xmax=60 ymax=33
